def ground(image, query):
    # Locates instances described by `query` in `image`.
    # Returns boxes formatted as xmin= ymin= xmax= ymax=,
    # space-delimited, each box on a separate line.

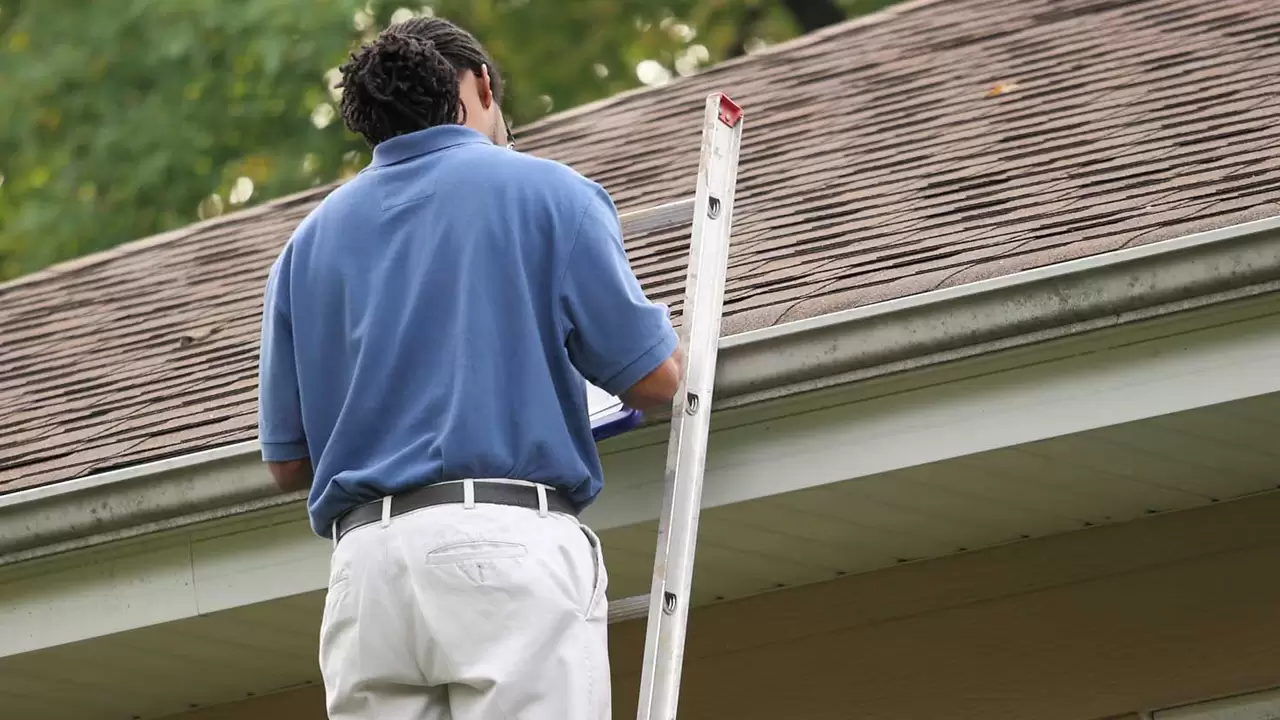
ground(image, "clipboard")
xmin=586 ymin=381 xmax=643 ymax=442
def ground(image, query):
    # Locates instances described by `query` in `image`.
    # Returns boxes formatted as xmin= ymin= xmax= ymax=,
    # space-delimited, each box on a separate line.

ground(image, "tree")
xmin=0 ymin=0 xmax=898 ymax=281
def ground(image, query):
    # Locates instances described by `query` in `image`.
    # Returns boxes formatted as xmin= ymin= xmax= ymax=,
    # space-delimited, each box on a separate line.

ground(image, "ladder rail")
xmin=634 ymin=92 xmax=744 ymax=720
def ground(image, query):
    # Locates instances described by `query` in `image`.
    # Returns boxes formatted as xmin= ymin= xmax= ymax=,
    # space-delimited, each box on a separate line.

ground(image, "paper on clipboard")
xmin=586 ymin=380 xmax=642 ymax=442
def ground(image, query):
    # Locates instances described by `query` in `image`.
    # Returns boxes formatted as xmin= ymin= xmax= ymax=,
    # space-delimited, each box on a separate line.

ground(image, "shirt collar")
xmin=370 ymin=125 xmax=491 ymax=167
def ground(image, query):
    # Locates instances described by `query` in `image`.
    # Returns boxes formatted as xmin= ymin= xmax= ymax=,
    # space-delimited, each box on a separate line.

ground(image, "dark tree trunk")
xmin=726 ymin=0 xmax=850 ymax=60
xmin=780 ymin=0 xmax=847 ymax=32
xmin=728 ymin=4 xmax=769 ymax=58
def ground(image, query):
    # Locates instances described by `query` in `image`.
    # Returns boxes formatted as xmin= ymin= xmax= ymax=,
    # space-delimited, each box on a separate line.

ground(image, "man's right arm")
xmin=620 ymin=344 xmax=683 ymax=413
xmin=558 ymin=185 xmax=682 ymax=413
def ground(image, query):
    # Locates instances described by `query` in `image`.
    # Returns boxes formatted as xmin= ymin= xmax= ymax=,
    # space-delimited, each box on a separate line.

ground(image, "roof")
xmin=2 ymin=0 xmax=1279 ymax=495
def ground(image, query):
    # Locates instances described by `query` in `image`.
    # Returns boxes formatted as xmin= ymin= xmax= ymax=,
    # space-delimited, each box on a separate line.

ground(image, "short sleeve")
xmin=558 ymin=186 xmax=679 ymax=397
xmin=257 ymin=258 xmax=309 ymax=462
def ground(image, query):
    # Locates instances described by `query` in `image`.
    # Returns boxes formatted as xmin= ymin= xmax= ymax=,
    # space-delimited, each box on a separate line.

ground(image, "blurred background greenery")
xmin=0 ymin=0 xmax=898 ymax=281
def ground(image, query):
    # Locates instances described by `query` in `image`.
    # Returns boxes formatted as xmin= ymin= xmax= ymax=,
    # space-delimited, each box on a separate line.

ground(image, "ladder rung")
xmin=608 ymin=593 xmax=651 ymax=624
xmin=618 ymin=198 xmax=696 ymax=238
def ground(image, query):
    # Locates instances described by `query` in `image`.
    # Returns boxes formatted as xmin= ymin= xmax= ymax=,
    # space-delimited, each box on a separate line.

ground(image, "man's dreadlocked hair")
xmin=338 ymin=17 xmax=504 ymax=147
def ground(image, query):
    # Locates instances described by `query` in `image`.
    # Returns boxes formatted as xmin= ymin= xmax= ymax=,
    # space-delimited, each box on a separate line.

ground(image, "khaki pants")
xmin=319 ymin=484 xmax=611 ymax=719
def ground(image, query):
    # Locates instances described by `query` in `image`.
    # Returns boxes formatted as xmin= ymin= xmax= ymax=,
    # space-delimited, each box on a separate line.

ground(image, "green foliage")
xmin=0 ymin=0 xmax=897 ymax=281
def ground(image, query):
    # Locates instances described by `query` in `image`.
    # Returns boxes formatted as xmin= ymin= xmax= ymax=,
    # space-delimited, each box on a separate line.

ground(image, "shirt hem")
xmin=260 ymin=439 xmax=310 ymax=462
xmin=599 ymin=328 xmax=679 ymax=398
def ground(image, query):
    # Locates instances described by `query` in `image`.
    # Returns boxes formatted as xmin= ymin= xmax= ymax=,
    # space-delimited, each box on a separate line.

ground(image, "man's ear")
xmin=477 ymin=64 xmax=494 ymax=109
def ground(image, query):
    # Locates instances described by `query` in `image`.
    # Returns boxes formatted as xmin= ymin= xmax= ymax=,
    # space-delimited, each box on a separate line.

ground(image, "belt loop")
xmin=380 ymin=496 xmax=393 ymax=528
xmin=536 ymin=485 xmax=549 ymax=518
xmin=332 ymin=520 xmax=339 ymax=550
xmin=463 ymin=479 xmax=476 ymax=509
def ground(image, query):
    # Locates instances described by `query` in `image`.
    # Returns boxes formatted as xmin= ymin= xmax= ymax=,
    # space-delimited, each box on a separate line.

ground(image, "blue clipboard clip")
xmin=586 ymin=381 xmax=644 ymax=442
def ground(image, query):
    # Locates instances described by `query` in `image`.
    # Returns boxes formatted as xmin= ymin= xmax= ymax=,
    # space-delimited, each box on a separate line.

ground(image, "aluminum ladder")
xmin=606 ymin=92 xmax=745 ymax=720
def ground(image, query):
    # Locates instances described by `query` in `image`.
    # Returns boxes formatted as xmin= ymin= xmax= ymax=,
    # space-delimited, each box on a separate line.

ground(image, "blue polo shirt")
xmin=257 ymin=125 xmax=677 ymax=538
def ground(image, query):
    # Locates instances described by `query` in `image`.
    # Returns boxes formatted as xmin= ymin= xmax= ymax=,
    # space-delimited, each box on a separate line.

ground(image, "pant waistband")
xmin=332 ymin=479 xmax=577 ymax=546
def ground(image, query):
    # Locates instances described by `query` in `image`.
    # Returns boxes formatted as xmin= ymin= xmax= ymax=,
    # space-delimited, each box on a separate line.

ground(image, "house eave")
xmin=2 ymin=214 xmax=1279 ymax=565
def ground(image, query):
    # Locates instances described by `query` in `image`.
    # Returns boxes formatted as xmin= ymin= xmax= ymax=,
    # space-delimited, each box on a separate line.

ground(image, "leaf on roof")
xmin=984 ymin=80 xmax=1020 ymax=98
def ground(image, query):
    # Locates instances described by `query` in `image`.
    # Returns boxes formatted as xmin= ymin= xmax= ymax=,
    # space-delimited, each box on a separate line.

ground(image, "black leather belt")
xmin=333 ymin=481 xmax=577 ymax=544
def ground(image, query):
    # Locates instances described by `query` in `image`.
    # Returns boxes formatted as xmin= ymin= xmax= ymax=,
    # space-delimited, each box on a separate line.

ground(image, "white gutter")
xmin=3 ymin=215 xmax=1280 ymax=564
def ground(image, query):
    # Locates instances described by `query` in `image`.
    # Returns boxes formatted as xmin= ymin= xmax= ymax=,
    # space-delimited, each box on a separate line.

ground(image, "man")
xmin=256 ymin=16 xmax=682 ymax=720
